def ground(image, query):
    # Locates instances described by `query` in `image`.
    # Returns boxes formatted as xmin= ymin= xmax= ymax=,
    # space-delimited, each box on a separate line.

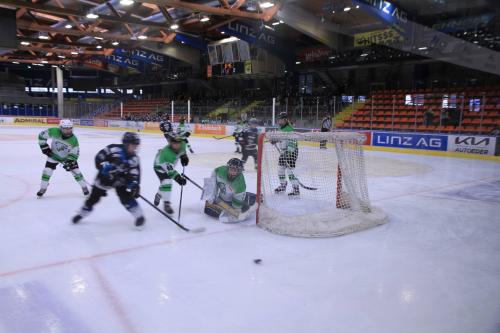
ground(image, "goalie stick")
xmin=270 ymin=143 xmax=318 ymax=191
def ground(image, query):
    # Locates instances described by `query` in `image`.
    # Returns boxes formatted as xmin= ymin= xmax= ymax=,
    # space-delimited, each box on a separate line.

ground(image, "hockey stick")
xmin=182 ymin=173 xmax=203 ymax=190
xmin=271 ymin=143 xmax=318 ymax=191
xmin=139 ymin=194 xmax=205 ymax=233
xmin=178 ymin=166 xmax=185 ymax=222
xmin=213 ymin=135 xmax=233 ymax=140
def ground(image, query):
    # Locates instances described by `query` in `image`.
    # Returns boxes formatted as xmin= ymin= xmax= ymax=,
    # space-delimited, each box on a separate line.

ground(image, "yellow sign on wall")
xmin=354 ymin=29 xmax=404 ymax=47
xmin=244 ymin=60 xmax=252 ymax=74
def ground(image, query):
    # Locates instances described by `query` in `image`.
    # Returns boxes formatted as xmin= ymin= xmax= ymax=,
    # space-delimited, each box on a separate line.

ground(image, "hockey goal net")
xmin=256 ymin=131 xmax=387 ymax=237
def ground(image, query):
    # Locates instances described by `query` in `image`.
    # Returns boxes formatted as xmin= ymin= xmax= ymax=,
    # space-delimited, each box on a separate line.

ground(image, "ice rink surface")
xmin=1 ymin=126 xmax=500 ymax=333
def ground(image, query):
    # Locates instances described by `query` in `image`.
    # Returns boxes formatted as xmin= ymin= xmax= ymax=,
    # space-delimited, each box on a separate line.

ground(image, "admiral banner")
xmin=354 ymin=29 xmax=403 ymax=47
xmin=13 ymin=117 xmax=47 ymax=124
xmin=373 ymin=132 xmax=448 ymax=151
xmin=448 ymin=135 xmax=496 ymax=156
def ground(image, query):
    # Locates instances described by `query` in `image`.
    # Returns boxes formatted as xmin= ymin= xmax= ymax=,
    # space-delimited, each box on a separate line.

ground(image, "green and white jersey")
xmin=176 ymin=122 xmax=191 ymax=137
xmin=212 ymin=165 xmax=246 ymax=209
xmin=38 ymin=127 xmax=79 ymax=162
xmin=234 ymin=122 xmax=246 ymax=135
xmin=153 ymin=142 xmax=187 ymax=177
xmin=278 ymin=123 xmax=297 ymax=153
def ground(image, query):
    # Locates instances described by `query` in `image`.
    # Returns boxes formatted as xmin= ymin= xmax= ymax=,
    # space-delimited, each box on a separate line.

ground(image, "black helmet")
xmin=278 ymin=112 xmax=288 ymax=120
xmin=122 ymin=132 xmax=140 ymax=145
xmin=227 ymin=158 xmax=244 ymax=174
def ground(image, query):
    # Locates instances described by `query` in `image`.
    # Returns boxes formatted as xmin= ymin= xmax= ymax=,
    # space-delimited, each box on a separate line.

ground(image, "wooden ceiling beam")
xmin=0 ymin=0 xmax=170 ymax=28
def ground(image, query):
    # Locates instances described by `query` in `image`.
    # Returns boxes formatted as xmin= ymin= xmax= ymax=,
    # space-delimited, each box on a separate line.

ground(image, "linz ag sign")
xmin=373 ymin=132 xmax=447 ymax=151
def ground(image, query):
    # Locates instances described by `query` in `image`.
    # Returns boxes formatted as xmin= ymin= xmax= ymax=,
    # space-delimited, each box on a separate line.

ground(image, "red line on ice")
xmin=90 ymin=262 xmax=139 ymax=333
xmin=0 ymin=226 xmax=246 ymax=278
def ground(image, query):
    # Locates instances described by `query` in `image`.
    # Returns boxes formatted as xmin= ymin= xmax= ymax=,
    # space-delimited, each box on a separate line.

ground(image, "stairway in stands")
xmin=335 ymin=101 xmax=364 ymax=127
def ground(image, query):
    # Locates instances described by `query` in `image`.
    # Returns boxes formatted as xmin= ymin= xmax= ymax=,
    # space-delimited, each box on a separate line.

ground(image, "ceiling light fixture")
xmin=272 ymin=21 xmax=280 ymax=26
xmin=58 ymin=55 xmax=66 ymax=59
xmin=356 ymin=5 xmax=360 ymax=9
xmin=112 ymin=41 xmax=119 ymax=46
xmin=96 ymin=45 xmax=102 ymax=49
xmin=41 ymin=60 xmax=48 ymax=63
xmin=71 ymin=51 xmax=79 ymax=55
xmin=259 ymin=2 xmax=274 ymax=9
xmin=65 ymin=24 xmax=72 ymax=29
xmin=20 ymin=41 xmax=30 ymax=46
xmin=94 ymin=36 xmax=103 ymax=40
xmin=344 ymin=7 xmax=351 ymax=12
xmin=86 ymin=13 xmax=99 ymax=19
xmin=295 ymin=61 xmax=301 ymax=64
xmin=12 ymin=61 xmax=19 ymax=64
xmin=120 ymin=0 xmax=134 ymax=5
xmin=418 ymin=46 xmax=428 ymax=50
xmin=170 ymin=24 xmax=179 ymax=30
xmin=138 ymin=35 xmax=147 ymax=40
xmin=38 ymin=34 xmax=50 ymax=40
xmin=200 ymin=16 xmax=210 ymax=22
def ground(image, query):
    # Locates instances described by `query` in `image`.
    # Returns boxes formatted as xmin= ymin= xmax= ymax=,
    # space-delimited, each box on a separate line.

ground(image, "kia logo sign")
xmin=454 ymin=136 xmax=490 ymax=146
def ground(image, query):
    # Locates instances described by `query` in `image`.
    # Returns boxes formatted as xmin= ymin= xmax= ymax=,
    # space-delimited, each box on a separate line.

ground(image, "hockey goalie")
xmin=202 ymin=158 xmax=257 ymax=223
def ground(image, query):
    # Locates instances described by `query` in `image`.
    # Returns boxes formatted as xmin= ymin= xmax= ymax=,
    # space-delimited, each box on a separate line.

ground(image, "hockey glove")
xmin=63 ymin=160 xmax=78 ymax=171
xmin=174 ymin=174 xmax=187 ymax=186
xmin=180 ymin=154 xmax=189 ymax=167
xmin=99 ymin=161 xmax=116 ymax=181
xmin=40 ymin=144 xmax=53 ymax=157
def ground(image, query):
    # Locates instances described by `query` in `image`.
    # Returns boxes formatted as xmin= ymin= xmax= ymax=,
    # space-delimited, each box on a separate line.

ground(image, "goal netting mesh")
xmin=257 ymin=131 xmax=388 ymax=237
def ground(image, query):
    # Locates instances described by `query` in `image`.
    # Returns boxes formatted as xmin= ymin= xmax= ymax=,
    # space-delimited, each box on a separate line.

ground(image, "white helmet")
xmin=59 ymin=119 xmax=73 ymax=129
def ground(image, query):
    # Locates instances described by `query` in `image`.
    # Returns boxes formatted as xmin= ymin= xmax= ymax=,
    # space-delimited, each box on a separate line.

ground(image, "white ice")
xmin=0 ymin=126 xmax=500 ymax=333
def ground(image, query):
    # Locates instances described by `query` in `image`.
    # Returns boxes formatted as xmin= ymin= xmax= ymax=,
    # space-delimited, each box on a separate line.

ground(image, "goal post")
xmin=256 ymin=131 xmax=388 ymax=237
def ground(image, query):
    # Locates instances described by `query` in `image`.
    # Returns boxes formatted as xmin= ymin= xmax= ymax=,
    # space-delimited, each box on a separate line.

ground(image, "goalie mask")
xmin=227 ymin=158 xmax=244 ymax=179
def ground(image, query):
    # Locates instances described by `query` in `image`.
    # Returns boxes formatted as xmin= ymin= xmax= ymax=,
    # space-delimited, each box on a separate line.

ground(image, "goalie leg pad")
xmin=204 ymin=201 xmax=223 ymax=218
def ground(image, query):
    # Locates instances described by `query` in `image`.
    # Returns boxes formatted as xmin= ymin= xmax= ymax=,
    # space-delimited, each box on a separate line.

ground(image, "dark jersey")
xmin=241 ymin=127 xmax=259 ymax=151
xmin=95 ymin=144 xmax=140 ymax=188
xmin=160 ymin=120 xmax=173 ymax=134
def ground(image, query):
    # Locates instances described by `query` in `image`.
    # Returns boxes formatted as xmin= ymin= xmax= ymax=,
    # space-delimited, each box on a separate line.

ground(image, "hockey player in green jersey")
xmin=37 ymin=119 xmax=89 ymax=198
xmin=202 ymin=158 xmax=256 ymax=223
xmin=176 ymin=116 xmax=194 ymax=153
xmin=273 ymin=112 xmax=300 ymax=196
xmin=153 ymin=135 xmax=189 ymax=214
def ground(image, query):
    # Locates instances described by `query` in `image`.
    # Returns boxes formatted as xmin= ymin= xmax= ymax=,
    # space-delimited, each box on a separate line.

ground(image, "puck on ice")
xmin=253 ymin=259 xmax=262 ymax=264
